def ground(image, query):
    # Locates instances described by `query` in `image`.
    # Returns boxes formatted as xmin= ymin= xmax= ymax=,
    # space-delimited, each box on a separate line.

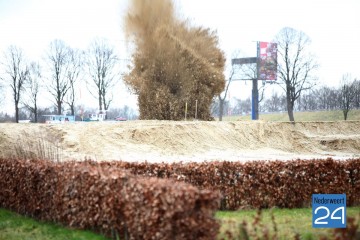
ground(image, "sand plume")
xmin=124 ymin=0 xmax=225 ymax=120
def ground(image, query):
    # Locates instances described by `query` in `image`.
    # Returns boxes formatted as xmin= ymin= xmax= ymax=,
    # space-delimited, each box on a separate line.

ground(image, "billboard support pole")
xmin=251 ymin=42 xmax=260 ymax=120
xmin=232 ymin=41 xmax=277 ymax=121
xmin=251 ymin=77 xmax=259 ymax=120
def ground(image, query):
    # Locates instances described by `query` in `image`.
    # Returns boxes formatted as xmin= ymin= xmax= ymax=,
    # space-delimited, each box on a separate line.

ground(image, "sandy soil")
xmin=0 ymin=120 xmax=359 ymax=163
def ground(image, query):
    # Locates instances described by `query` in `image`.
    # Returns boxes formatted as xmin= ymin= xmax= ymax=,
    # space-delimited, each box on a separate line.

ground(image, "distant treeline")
xmin=212 ymin=80 xmax=360 ymax=117
xmin=0 ymin=105 xmax=138 ymax=123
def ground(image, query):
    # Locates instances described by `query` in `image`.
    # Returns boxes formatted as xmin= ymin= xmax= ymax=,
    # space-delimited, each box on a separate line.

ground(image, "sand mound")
xmin=0 ymin=121 xmax=359 ymax=162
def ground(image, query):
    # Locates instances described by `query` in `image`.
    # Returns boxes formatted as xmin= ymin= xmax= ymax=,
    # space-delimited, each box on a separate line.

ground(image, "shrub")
xmin=0 ymin=158 xmax=220 ymax=239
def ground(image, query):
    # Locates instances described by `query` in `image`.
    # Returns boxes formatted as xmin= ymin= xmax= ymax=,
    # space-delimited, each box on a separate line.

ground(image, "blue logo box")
xmin=312 ymin=194 xmax=346 ymax=228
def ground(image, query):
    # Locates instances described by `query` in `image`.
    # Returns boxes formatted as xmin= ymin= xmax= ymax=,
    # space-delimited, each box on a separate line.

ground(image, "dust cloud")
xmin=124 ymin=0 xmax=225 ymax=120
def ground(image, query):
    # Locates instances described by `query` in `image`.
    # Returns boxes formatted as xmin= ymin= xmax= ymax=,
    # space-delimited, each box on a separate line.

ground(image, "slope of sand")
xmin=0 ymin=120 xmax=359 ymax=162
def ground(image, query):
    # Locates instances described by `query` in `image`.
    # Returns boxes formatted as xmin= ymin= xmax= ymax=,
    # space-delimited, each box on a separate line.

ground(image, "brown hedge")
xmin=106 ymin=158 xmax=360 ymax=210
xmin=0 ymin=158 xmax=220 ymax=240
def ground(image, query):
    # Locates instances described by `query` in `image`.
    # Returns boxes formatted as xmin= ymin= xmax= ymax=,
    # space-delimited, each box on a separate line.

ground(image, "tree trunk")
xmin=287 ymin=97 xmax=295 ymax=122
xmin=103 ymin=97 xmax=109 ymax=120
xmin=343 ymin=110 xmax=348 ymax=120
xmin=34 ymin=102 xmax=38 ymax=123
xmin=218 ymin=96 xmax=224 ymax=121
xmin=57 ymin=100 xmax=62 ymax=115
xmin=70 ymin=87 xmax=75 ymax=116
xmin=70 ymin=103 xmax=75 ymax=116
xmin=15 ymin=104 xmax=19 ymax=123
xmin=287 ymin=107 xmax=295 ymax=122
xmin=98 ymin=90 xmax=102 ymax=111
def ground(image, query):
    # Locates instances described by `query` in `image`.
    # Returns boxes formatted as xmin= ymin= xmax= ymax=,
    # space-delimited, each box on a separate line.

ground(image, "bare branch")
xmin=86 ymin=38 xmax=119 ymax=111
xmin=46 ymin=39 xmax=71 ymax=114
xmin=274 ymin=27 xmax=318 ymax=121
xmin=339 ymin=74 xmax=356 ymax=120
xmin=2 ymin=45 xmax=29 ymax=122
xmin=22 ymin=61 xmax=41 ymax=122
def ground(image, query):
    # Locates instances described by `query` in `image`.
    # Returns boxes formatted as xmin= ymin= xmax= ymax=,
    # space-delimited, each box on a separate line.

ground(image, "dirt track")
xmin=0 ymin=120 xmax=359 ymax=162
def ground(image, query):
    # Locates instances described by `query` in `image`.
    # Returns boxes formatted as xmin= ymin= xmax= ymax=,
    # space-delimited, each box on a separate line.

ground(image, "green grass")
xmin=1 ymin=207 xmax=358 ymax=240
xmin=216 ymin=207 xmax=360 ymax=240
xmin=0 ymin=208 xmax=109 ymax=240
xmin=222 ymin=109 xmax=360 ymax=122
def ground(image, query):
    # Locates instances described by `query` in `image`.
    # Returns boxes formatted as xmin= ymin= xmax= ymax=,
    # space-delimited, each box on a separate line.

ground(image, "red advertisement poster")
xmin=258 ymin=42 xmax=277 ymax=80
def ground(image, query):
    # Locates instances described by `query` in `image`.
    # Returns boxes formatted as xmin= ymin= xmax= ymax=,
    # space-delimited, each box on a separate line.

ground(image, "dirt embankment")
xmin=0 ymin=121 xmax=359 ymax=162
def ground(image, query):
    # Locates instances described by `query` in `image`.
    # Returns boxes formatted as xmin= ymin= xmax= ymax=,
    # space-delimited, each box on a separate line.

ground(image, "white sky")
xmin=1 ymin=0 xmax=360 ymax=114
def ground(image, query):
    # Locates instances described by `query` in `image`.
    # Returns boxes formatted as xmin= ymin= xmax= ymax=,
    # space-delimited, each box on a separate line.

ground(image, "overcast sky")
xmin=1 ymin=0 xmax=360 ymax=113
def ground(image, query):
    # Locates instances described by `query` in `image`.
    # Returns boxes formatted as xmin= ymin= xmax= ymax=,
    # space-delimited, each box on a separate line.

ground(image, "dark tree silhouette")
xmin=46 ymin=39 xmax=71 ymax=115
xmin=86 ymin=38 xmax=118 ymax=113
xmin=23 ymin=62 xmax=41 ymax=122
xmin=340 ymin=74 xmax=356 ymax=120
xmin=2 ymin=45 xmax=29 ymax=123
xmin=218 ymin=69 xmax=235 ymax=121
xmin=275 ymin=27 xmax=318 ymax=122
xmin=66 ymin=48 xmax=83 ymax=116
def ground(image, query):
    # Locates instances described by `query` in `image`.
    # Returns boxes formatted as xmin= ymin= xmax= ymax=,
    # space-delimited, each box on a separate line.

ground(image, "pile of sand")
xmin=0 ymin=120 xmax=359 ymax=162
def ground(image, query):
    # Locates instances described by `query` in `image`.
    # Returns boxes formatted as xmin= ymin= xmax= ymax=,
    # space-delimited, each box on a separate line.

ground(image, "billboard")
xmin=258 ymin=42 xmax=277 ymax=80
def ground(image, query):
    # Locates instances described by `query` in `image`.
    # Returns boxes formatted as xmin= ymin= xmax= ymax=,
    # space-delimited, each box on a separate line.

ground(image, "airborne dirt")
xmin=124 ymin=0 xmax=225 ymax=120
xmin=0 ymin=121 xmax=359 ymax=162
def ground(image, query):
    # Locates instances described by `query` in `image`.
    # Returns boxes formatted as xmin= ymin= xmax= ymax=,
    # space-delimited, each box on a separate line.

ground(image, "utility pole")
xmin=251 ymin=74 xmax=259 ymax=120
xmin=251 ymin=42 xmax=260 ymax=120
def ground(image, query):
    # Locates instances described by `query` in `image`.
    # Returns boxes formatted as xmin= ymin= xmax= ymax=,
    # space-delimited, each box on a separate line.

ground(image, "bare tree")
xmin=275 ymin=27 xmax=318 ymax=122
xmin=232 ymin=97 xmax=252 ymax=115
xmin=296 ymin=90 xmax=318 ymax=111
xmin=23 ymin=62 xmax=41 ymax=122
xmin=340 ymin=74 xmax=356 ymax=120
xmin=65 ymin=48 xmax=83 ymax=116
xmin=353 ymin=79 xmax=360 ymax=109
xmin=46 ymin=39 xmax=70 ymax=115
xmin=86 ymin=38 xmax=118 ymax=113
xmin=217 ymin=51 xmax=243 ymax=121
xmin=317 ymin=87 xmax=330 ymax=110
xmin=218 ymin=68 xmax=235 ymax=121
xmin=239 ymin=62 xmax=268 ymax=103
xmin=265 ymin=91 xmax=282 ymax=112
xmin=242 ymin=98 xmax=252 ymax=114
xmin=0 ymin=76 xmax=4 ymax=106
xmin=235 ymin=59 xmax=267 ymax=118
xmin=2 ymin=46 xmax=29 ymax=123
xmin=316 ymin=86 xmax=341 ymax=111
xmin=329 ymin=88 xmax=341 ymax=110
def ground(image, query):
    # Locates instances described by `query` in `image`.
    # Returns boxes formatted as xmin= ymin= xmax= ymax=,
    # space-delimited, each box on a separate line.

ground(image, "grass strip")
xmin=0 ymin=208 xmax=108 ymax=240
xmin=1 ymin=207 xmax=359 ymax=239
xmin=216 ymin=207 xmax=360 ymax=239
